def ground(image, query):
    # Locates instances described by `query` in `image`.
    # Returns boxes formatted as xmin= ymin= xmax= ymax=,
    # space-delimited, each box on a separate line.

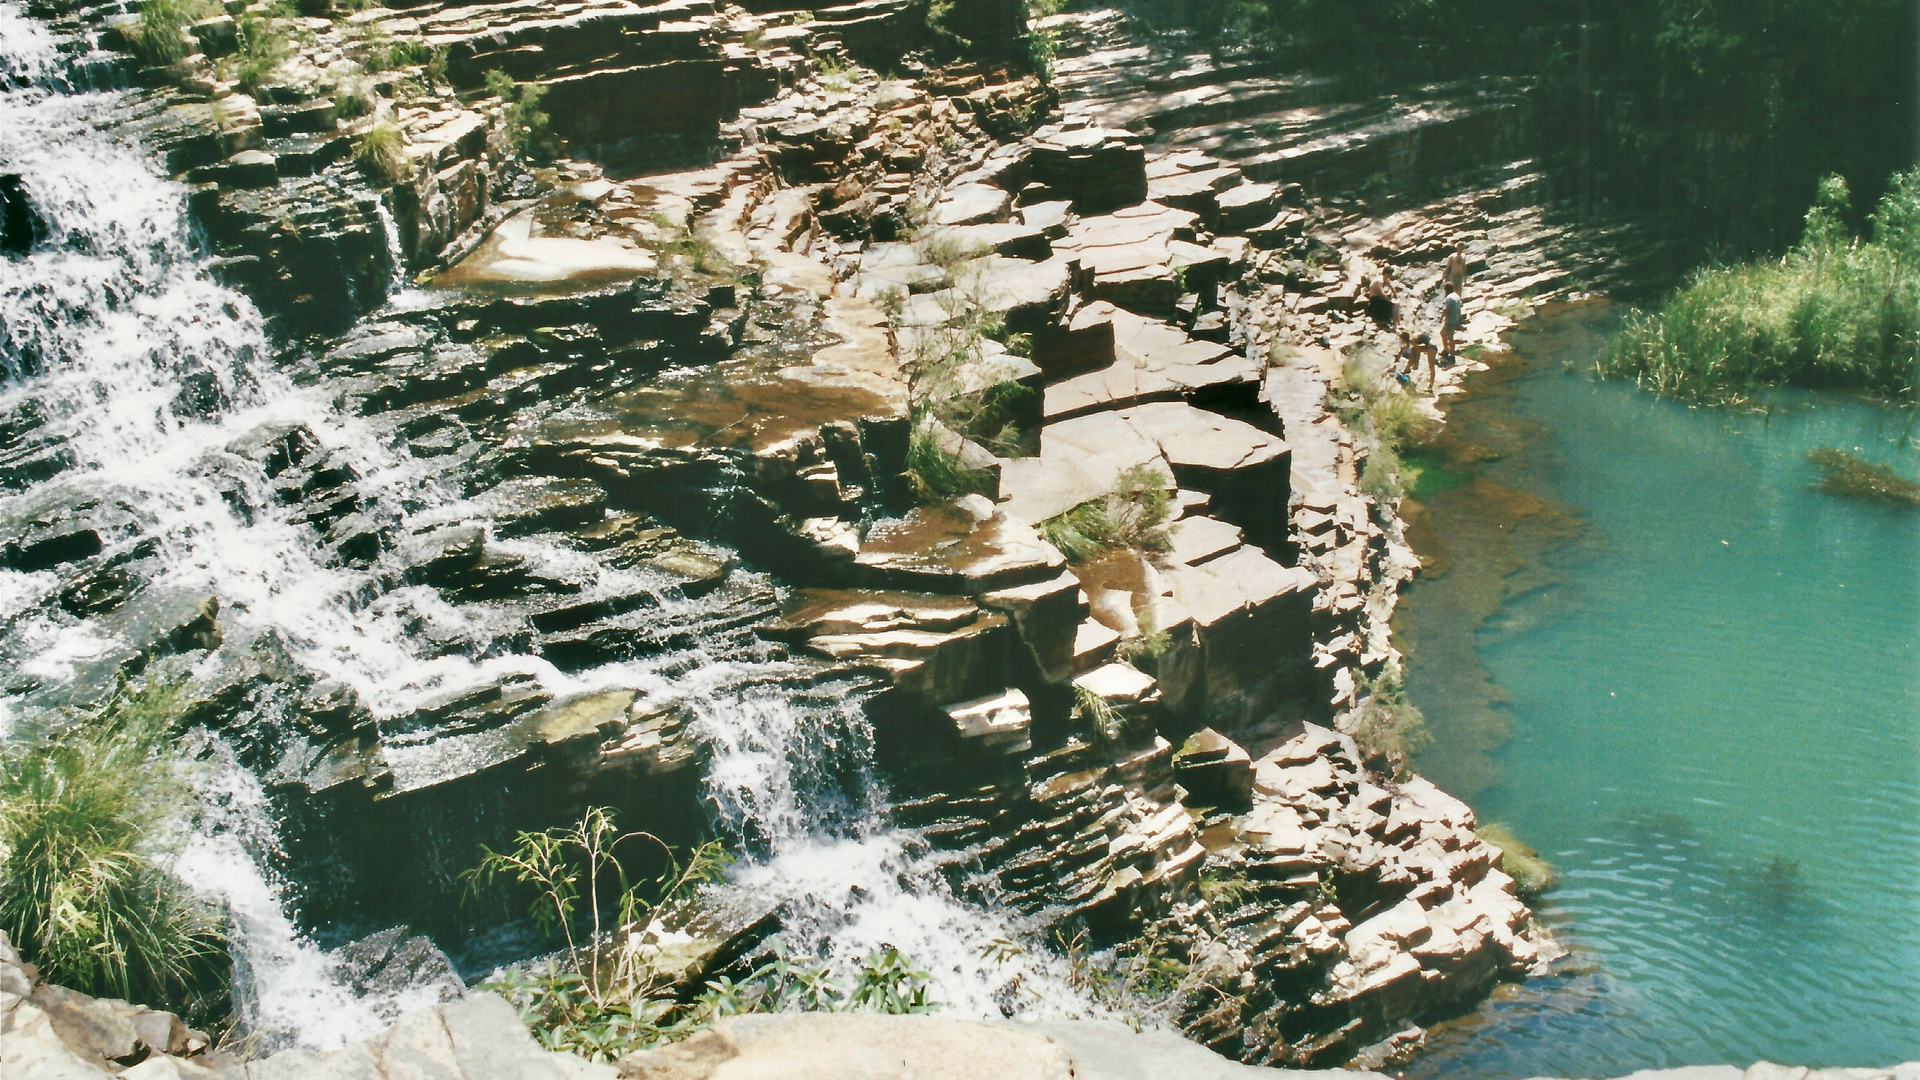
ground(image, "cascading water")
xmin=0 ymin=1 xmax=1102 ymax=1051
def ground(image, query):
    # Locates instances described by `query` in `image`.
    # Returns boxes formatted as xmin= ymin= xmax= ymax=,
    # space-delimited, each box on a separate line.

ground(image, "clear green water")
xmin=1401 ymin=306 xmax=1920 ymax=1077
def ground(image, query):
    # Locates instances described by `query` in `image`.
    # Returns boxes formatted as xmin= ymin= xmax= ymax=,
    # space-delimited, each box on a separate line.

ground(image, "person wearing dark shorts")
xmin=1365 ymin=266 xmax=1396 ymax=328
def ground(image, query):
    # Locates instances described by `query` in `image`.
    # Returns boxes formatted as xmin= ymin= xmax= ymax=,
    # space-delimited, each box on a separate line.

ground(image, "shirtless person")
xmin=1365 ymin=265 xmax=1396 ymax=329
xmin=1444 ymin=242 xmax=1468 ymax=296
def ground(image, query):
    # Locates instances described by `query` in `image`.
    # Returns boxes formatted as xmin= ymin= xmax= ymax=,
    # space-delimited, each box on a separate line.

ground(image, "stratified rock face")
xmin=27 ymin=0 xmax=1684 ymax=1063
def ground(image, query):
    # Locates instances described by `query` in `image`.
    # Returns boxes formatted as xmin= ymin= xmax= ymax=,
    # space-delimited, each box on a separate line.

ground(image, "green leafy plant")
xmin=354 ymin=121 xmax=410 ymax=186
xmin=1037 ymin=465 xmax=1173 ymax=563
xmin=1334 ymin=354 xmax=1436 ymax=504
xmin=485 ymin=68 xmax=559 ymax=163
xmin=0 ymin=680 xmax=228 ymax=1024
xmin=1346 ymin=668 xmax=1431 ymax=779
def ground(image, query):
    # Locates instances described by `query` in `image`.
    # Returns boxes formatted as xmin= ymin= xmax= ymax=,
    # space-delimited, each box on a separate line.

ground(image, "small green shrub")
xmin=354 ymin=121 xmax=410 ymax=185
xmin=1807 ymin=447 xmax=1920 ymax=505
xmin=1347 ymin=669 xmax=1431 ymax=779
xmin=0 ymin=680 xmax=228 ymax=1023
xmin=485 ymin=68 xmax=559 ymax=163
xmin=129 ymin=0 xmax=219 ymax=66
xmin=1037 ymin=465 xmax=1173 ymax=562
xmin=1475 ymin=823 xmax=1559 ymax=897
xmin=470 ymin=808 xmax=936 ymax=1063
xmin=332 ymin=77 xmax=375 ymax=119
xmin=1196 ymin=863 xmax=1253 ymax=909
xmin=1024 ymin=24 xmax=1058 ymax=83
xmin=1335 ymin=355 xmax=1436 ymax=504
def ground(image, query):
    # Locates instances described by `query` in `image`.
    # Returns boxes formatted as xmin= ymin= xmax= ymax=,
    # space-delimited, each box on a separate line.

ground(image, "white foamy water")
xmin=688 ymin=683 xmax=1100 ymax=1019
xmin=176 ymin=747 xmax=457 ymax=1052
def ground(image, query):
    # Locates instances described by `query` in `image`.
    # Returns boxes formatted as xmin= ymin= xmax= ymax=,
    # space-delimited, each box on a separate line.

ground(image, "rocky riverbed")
xmin=0 ymin=0 xmax=1712 ymax=1071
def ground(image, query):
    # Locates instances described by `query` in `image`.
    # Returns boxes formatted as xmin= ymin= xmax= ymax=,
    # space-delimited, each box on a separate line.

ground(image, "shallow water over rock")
xmin=1398 ymin=305 xmax=1920 ymax=1076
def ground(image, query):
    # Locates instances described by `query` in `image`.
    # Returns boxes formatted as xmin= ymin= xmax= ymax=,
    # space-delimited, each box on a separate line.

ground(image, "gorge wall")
xmin=1 ymin=0 xmax=1662 ymax=1071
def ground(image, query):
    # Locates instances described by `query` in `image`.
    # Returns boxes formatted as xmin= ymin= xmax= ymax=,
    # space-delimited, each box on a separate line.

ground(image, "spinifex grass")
xmin=1602 ymin=170 xmax=1920 ymax=405
xmin=0 ymin=680 xmax=228 ymax=1022
xmin=1037 ymin=464 xmax=1173 ymax=563
xmin=130 ymin=0 xmax=220 ymax=66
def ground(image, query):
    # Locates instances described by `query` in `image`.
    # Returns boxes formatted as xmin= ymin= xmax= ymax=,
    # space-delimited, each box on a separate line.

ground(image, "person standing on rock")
xmin=1444 ymin=242 xmax=1468 ymax=296
xmin=1365 ymin=265 xmax=1397 ymax=329
xmin=1441 ymin=287 xmax=1463 ymax=360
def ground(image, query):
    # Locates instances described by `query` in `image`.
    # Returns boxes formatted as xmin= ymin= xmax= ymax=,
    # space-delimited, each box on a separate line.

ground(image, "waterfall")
xmin=689 ymin=681 xmax=1096 ymax=1018
xmin=0 ymin=2 xmax=1100 ymax=1050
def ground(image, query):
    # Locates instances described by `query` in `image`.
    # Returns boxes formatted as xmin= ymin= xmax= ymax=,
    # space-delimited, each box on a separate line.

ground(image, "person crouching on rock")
xmin=1399 ymin=331 xmax=1440 ymax=394
xmin=1365 ymin=265 xmax=1396 ymax=329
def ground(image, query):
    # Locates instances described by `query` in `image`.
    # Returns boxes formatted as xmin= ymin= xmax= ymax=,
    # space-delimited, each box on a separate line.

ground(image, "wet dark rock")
xmin=0 ymin=174 xmax=46 ymax=256
xmin=332 ymin=926 xmax=465 ymax=1006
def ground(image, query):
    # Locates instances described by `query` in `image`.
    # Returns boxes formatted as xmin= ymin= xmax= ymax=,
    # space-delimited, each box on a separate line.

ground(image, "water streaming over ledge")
xmin=0 ymin=7 xmax=1094 ymax=1050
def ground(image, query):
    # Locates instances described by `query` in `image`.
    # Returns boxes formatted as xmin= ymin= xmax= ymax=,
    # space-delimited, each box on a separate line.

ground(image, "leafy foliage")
xmin=1346 ymin=669 xmax=1431 ymax=779
xmin=484 ymin=69 xmax=559 ymax=163
xmin=0 ymin=680 xmax=228 ymax=1023
xmin=1037 ymin=465 xmax=1173 ymax=562
xmin=1600 ymin=170 xmax=1920 ymax=404
xmin=1333 ymin=355 xmax=1435 ymax=504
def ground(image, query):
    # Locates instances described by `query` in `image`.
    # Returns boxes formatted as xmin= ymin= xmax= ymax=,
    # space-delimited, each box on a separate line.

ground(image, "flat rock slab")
xmin=758 ymin=589 xmax=981 ymax=641
xmin=854 ymin=502 xmax=1067 ymax=593
xmin=999 ymin=402 xmax=1286 ymax=527
xmin=934 ymin=182 xmax=1014 ymax=226
xmin=434 ymin=208 xmax=657 ymax=291
xmin=1043 ymin=301 xmax=1259 ymax=419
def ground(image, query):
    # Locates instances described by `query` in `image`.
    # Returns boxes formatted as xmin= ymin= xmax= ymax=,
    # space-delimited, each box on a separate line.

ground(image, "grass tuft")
xmin=0 ymin=679 xmax=228 ymax=1023
xmin=354 ymin=121 xmax=409 ymax=186
xmin=1037 ymin=465 xmax=1172 ymax=563
xmin=905 ymin=419 xmax=996 ymax=502
xmin=130 ymin=0 xmax=220 ymax=67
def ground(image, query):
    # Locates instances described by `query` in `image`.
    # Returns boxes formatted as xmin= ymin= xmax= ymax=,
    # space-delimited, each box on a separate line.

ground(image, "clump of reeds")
xmin=1600 ymin=170 xmax=1920 ymax=405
